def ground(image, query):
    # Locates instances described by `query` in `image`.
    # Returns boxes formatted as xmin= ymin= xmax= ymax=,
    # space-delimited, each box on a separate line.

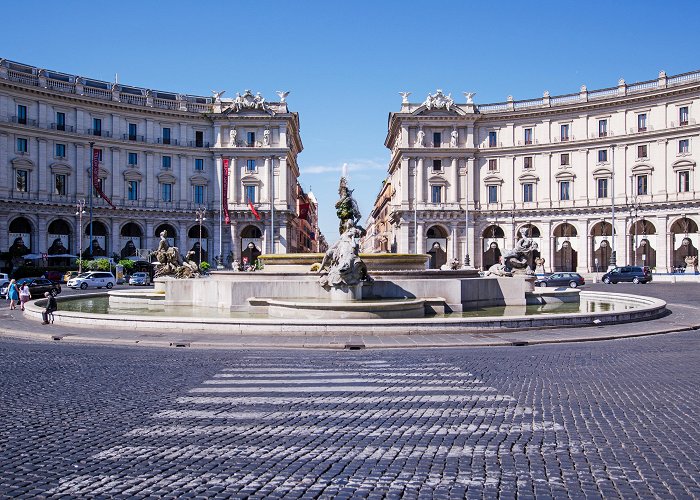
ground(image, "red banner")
xmin=92 ymin=149 xmax=116 ymax=209
xmin=298 ymin=202 xmax=310 ymax=220
xmin=222 ymin=158 xmax=230 ymax=224
xmin=248 ymin=199 xmax=261 ymax=220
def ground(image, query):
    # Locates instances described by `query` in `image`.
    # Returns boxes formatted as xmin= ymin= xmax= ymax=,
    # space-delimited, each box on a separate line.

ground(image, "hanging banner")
xmin=92 ymin=149 xmax=116 ymax=209
xmin=222 ymin=158 xmax=230 ymax=224
xmin=248 ymin=199 xmax=261 ymax=220
xmin=298 ymin=202 xmax=310 ymax=220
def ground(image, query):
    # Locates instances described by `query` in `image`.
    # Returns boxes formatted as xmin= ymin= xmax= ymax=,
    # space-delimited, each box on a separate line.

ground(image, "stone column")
xmin=262 ymin=157 xmax=270 ymax=203
xmin=37 ymin=138 xmax=47 ymax=197
xmin=178 ymin=154 xmax=188 ymax=206
xmin=578 ymin=219 xmax=589 ymax=273
xmin=145 ymin=152 xmax=155 ymax=202
xmin=449 ymin=158 xmax=458 ymax=203
xmin=656 ymin=215 xmax=669 ymax=273
xmin=0 ymin=133 xmax=7 ymax=195
xmin=213 ymin=156 xmax=222 ymax=207
xmin=111 ymin=219 xmax=120 ymax=257
xmin=417 ymin=158 xmax=425 ymax=204
xmin=230 ymin=221 xmax=239 ymax=263
xmin=401 ymin=156 xmax=410 ymax=210
xmin=228 ymin=157 xmax=236 ymax=207
xmin=417 ymin=221 xmax=425 ymax=254
xmin=279 ymin=156 xmax=288 ymax=207
xmin=110 ymin=147 xmax=120 ymax=202
xmin=75 ymin=143 xmax=85 ymax=198
xmin=450 ymin=223 xmax=457 ymax=260
xmin=214 ymin=124 xmax=221 ymax=147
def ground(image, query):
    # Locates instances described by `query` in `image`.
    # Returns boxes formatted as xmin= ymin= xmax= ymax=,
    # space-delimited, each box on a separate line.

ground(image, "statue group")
xmin=486 ymin=227 xmax=538 ymax=277
xmin=152 ymin=230 xmax=200 ymax=279
xmin=318 ymin=177 xmax=371 ymax=291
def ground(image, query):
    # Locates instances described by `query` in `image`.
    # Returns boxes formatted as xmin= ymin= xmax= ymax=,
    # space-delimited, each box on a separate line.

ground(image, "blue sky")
xmin=1 ymin=0 xmax=698 ymax=242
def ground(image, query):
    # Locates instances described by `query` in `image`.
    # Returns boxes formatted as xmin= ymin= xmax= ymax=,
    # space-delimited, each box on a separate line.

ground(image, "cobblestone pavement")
xmin=1 ymin=331 xmax=699 ymax=498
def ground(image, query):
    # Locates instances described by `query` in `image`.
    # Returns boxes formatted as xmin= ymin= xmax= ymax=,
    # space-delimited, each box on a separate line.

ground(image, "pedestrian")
xmin=19 ymin=282 xmax=30 ymax=311
xmin=7 ymin=279 xmax=19 ymax=310
xmin=41 ymin=292 xmax=57 ymax=325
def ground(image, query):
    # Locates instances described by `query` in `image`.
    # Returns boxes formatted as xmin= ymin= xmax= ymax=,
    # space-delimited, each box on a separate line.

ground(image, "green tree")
xmin=118 ymin=259 xmax=135 ymax=273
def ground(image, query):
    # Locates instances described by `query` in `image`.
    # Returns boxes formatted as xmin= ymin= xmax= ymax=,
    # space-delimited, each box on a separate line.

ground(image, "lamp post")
xmin=629 ymin=200 xmax=640 ymax=266
xmin=195 ymin=208 xmax=206 ymax=267
xmin=75 ymin=199 xmax=86 ymax=273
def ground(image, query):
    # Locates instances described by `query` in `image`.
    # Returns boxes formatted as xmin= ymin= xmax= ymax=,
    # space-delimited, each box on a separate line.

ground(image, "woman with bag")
xmin=7 ymin=279 xmax=19 ymax=310
xmin=19 ymin=282 xmax=31 ymax=311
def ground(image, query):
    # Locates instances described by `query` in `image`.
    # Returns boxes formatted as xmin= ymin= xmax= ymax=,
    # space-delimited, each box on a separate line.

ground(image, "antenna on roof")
xmin=115 ymin=73 xmax=119 ymax=84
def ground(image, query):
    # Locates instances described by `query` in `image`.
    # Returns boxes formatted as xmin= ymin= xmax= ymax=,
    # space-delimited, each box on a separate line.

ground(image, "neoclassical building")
xmin=0 ymin=58 xmax=320 ymax=268
xmin=367 ymin=70 xmax=700 ymax=272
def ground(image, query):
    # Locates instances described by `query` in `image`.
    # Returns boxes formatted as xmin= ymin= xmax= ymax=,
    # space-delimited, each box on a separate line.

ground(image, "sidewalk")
xmin=1 ymin=300 xmax=699 ymax=350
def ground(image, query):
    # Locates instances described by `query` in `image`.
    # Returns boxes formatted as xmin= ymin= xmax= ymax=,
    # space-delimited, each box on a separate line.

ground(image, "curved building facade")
xmin=372 ymin=71 xmax=700 ymax=272
xmin=0 ymin=58 xmax=313 ymax=270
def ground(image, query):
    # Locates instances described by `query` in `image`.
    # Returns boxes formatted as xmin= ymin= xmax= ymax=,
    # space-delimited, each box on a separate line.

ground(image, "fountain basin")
xmin=251 ymin=297 xmax=427 ymax=319
xmin=258 ymin=253 xmax=432 ymax=273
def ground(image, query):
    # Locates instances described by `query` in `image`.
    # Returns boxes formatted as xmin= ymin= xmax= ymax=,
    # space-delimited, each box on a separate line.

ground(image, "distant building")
xmin=369 ymin=71 xmax=700 ymax=272
xmin=0 ymin=58 xmax=323 ymax=268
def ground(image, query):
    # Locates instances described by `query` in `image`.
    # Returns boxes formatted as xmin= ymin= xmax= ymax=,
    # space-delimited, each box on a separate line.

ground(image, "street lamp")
xmin=609 ymin=144 xmax=617 ymax=270
xmin=195 ymin=208 xmax=206 ymax=267
xmin=75 ymin=199 xmax=86 ymax=273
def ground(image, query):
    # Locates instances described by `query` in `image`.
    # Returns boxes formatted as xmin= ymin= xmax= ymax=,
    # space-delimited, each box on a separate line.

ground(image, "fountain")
xmin=23 ymin=176 xmax=667 ymax=335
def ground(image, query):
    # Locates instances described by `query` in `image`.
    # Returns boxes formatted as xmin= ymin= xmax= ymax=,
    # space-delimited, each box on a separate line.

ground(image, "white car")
xmin=68 ymin=271 xmax=116 ymax=290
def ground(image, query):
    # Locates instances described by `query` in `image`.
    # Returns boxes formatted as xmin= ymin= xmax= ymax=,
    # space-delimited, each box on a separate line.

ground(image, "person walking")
xmin=7 ymin=279 xmax=19 ymax=310
xmin=18 ymin=282 xmax=30 ymax=311
xmin=41 ymin=292 xmax=57 ymax=325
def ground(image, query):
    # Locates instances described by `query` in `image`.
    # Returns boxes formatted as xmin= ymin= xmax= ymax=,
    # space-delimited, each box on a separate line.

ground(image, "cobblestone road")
xmin=1 ymin=331 xmax=699 ymax=498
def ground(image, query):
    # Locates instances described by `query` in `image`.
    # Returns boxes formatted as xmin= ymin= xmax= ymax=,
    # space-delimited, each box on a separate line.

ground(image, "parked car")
xmin=535 ymin=272 xmax=585 ymax=288
xmin=128 ymin=272 xmax=151 ymax=286
xmin=67 ymin=271 xmax=116 ymax=290
xmin=63 ymin=271 xmax=79 ymax=283
xmin=0 ymin=280 xmax=9 ymax=298
xmin=44 ymin=270 xmax=64 ymax=282
xmin=1 ymin=277 xmax=61 ymax=298
xmin=0 ymin=273 xmax=9 ymax=282
xmin=601 ymin=266 xmax=652 ymax=284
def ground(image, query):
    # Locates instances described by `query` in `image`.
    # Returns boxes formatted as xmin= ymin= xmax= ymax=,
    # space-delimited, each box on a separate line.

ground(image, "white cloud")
xmin=302 ymin=159 xmax=386 ymax=176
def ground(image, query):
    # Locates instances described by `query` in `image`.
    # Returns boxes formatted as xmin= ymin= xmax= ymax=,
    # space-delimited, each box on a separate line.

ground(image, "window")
xmin=128 ymin=123 xmax=137 ymax=141
xmin=560 ymin=153 xmax=570 ymax=166
xmin=598 ymin=149 xmax=608 ymax=163
xmin=195 ymin=131 xmax=204 ymax=147
xmin=92 ymin=118 xmax=102 ymax=136
xmin=17 ymin=104 xmax=27 ymax=124
xmin=161 ymin=183 xmax=172 ymax=202
xmin=559 ymin=181 xmax=571 ymax=201
xmin=523 ymin=156 xmax=533 ymax=169
xmin=55 ymin=174 xmax=66 ymax=196
xmin=16 ymin=170 xmax=28 ymax=192
xmin=94 ymin=148 xmax=103 ymax=162
xmin=560 ymin=124 xmax=570 ymax=141
xmin=245 ymin=185 xmax=255 ymax=203
xmin=488 ymin=159 xmax=497 ymax=171
xmin=433 ymin=132 xmax=441 ymax=148
xmin=127 ymin=181 xmax=139 ymax=200
xmin=678 ymin=171 xmax=690 ymax=192
xmin=488 ymin=185 xmax=498 ymax=203
xmin=679 ymin=106 xmax=689 ymax=126
xmin=637 ymin=175 xmax=648 ymax=195
xmin=523 ymin=183 xmax=533 ymax=202
xmin=128 ymin=152 xmax=138 ymax=165
xmin=488 ymin=131 xmax=497 ymax=147
xmin=246 ymin=132 xmax=255 ymax=147
xmin=597 ymin=178 xmax=608 ymax=198
xmin=195 ymin=158 xmax=204 ymax=171
xmin=162 ymin=156 xmax=171 ymax=170
xmin=56 ymin=112 xmax=65 ymax=131
xmin=162 ymin=127 xmax=171 ymax=145
xmin=638 ymin=113 xmax=647 ymax=132
xmin=679 ymin=139 xmax=689 ymax=154
xmin=55 ymin=143 xmax=66 ymax=157
xmin=193 ymin=185 xmax=206 ymax=204
xmin=524 ymin=128 xmax=533 ymax=145
xmin=431 ymin=185 xmax=442 ymax=204
xmin=598 ymin=119 xmax=607 ymax=137
xmin=637 ymin=145 xmax=648 ymax=159
xmin=246 ymin=159 xmax=256 ymax=172
xmin=432 ymin=159 xmax=442 ymax=171
xmin=16 ymin=137 xmax=28 ymax=153
xmin=93 ymin=178 xmax=103 ymax=197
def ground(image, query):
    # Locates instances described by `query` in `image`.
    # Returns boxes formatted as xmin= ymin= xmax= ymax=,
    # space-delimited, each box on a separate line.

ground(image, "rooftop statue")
xmin=423 ymin=89 xmax=454 ymax=111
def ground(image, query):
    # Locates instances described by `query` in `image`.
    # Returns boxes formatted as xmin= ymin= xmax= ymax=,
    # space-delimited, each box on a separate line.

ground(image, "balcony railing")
xmin=123 ymin=134 xmax=145 ymax=142
xmin=11 ymin=116 xmax=37 ymax=126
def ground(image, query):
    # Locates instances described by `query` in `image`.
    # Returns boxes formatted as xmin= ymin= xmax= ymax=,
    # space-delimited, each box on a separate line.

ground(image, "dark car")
xmin=535 ymin=272 xmax=585 ymax=288
xmin=12 ymin=277 xmax=61 ymax=298
xmin=601 ymin=266 xmax=652 ymax=284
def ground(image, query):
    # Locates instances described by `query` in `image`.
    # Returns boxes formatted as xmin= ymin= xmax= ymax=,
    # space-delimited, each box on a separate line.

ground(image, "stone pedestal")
xmin=330 ymin=283 xmax=363 ymax=302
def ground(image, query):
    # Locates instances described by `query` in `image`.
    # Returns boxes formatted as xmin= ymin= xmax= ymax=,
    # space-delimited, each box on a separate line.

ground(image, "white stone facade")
xmin=373 ymin=71 xmax=700 ymax=272
xmin=0 ymin=59 xmax=305 ymax=266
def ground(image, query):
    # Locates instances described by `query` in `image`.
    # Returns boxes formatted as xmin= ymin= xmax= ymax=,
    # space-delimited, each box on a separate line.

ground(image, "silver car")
xmin=68 ymin=271 xmax=116 ymax=290
xmin=128 ymin=272 xmax=151 ymax=286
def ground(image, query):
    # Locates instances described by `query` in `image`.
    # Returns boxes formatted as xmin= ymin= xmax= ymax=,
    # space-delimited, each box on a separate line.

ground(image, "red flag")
xmin=222 ymin=158 xmax=230 ymax=224
xmin=298 ymin=202 xmax=310 ymax=220
xmin=92 ymin=149 xmax=116 ymax=209
xmin=248 ymin=199 xmax=261 ymax=220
